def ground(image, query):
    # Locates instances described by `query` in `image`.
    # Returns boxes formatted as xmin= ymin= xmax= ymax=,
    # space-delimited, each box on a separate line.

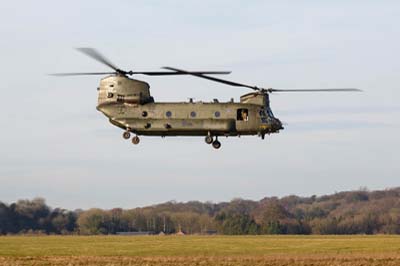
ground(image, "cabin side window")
xmin=237 ymin=108 xmax=249 ymax=121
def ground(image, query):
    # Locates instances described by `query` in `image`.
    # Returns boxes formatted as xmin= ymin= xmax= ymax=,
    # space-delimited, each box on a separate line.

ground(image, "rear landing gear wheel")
xmin=212 ymin=139 xmax=221 ymax=149
xmin=123 ymin=131 xmax=131 ymax=139
xmin=205 ymin=135 xmax=213 ymax=144
xmin=132 ymin=136 xmax=140 ymax=145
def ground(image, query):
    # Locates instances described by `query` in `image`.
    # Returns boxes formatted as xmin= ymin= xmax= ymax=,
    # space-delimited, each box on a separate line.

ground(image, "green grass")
xmin=1 ymin=235 xmax=400 ymax=257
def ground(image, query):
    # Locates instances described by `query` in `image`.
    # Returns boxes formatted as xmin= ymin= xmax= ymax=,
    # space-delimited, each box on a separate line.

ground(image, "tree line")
xmin=1 ymin=188 xmax=400 ymax=235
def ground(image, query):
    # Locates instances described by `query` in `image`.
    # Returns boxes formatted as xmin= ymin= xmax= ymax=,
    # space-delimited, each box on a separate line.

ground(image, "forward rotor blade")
xmin=163 ymin=67 xmax=361 ymax=93
xmin=268 ymin=88 xmax=361 ymax=92
xmin=162 ymin=66 xmax=258 ymax=90
xmin=76 ymin=48 xmax=120 ymax=72
xmin=131 ymin=71 xmax=231 ymax=76
xmin=49 ymin=72 xmax=116 ymax=76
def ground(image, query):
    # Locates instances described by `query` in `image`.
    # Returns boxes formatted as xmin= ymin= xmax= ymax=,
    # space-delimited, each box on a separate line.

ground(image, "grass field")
xmin=1 ymin=235 xmax=400 ymax=265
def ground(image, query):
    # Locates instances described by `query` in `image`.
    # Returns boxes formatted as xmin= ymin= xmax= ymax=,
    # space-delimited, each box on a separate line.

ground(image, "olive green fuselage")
xmin=96 ymin=75 xmax=282 ymax=137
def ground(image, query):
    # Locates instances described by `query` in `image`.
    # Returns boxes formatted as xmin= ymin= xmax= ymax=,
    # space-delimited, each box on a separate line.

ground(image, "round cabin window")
xmin=142 ymin=111 xmax=148 ymax=117
xmin=190 ymin=111 xmax=196 ymax=117
xmin=166 ymin=111 xmax=172 ymax=118
xmin=214 ymin=111 xmax=221 ymax=117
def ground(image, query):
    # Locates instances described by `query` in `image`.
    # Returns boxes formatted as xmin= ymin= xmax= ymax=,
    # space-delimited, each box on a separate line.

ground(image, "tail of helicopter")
xmin=96 ymin=75 xmax=154 ymax=110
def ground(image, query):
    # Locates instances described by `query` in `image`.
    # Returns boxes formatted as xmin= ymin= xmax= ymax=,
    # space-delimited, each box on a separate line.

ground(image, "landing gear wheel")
xmin=123 ymin=131 xmax=131 ymax=139
xmin=205 ymin=135 xmax=213 ymax=144
xmin=132 ymin=136 xmax=140 ymax=145
xmin=212 ymin=140 xmax=221 ymax=149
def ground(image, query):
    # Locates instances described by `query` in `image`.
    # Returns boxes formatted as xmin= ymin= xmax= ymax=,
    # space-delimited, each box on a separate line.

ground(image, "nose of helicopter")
xmin=272 ymin=118 xmax=284 ymax=131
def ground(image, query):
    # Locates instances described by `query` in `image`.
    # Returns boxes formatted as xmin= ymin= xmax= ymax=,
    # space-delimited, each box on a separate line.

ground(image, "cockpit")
xmin=259 ymin=107 xmax=275 ymax=123
xmin=239 ymin=91 xmax=277 ymax=124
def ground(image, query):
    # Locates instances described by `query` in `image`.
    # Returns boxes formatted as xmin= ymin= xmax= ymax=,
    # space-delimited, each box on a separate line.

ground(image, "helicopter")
xmin=52 ymin=48 xmax=360 ymax=149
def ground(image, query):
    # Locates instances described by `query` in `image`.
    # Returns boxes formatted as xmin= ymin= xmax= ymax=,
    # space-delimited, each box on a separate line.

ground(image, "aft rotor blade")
xmin=76 ymin=48 xmax=120 ymax=72
xmin=268 ymin=88 xmax=361 ymax=92
xmin=131 ymin=71 xmax=231 ymax=76
xmin=162 ymin=66 xmax=259 ymax=90
xmin=49 ymin=72 xmax=116 ymax=76
xmin=50 ymin=70 xmax=231 ymax=77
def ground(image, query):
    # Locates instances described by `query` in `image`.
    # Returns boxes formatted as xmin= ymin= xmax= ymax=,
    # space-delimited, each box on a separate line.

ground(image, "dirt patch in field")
xmin=1 ymin=254 xmax=400 ymax=266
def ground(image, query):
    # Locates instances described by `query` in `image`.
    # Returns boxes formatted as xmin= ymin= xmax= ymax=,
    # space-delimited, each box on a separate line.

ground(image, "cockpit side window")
xmin=259 ymin=109 xmax=268 ymax=123
xmin=237 ymin=108 xmax=249 ymax=121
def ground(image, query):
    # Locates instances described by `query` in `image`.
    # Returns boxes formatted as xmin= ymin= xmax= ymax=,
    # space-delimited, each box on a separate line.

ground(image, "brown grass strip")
xmin=2 ymin=254 xmax=400 ymax=266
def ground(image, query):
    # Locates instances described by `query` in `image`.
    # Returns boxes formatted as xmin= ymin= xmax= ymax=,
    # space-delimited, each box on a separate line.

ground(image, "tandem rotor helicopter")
xmin=52 ymin=48 xmax=360 ymax=149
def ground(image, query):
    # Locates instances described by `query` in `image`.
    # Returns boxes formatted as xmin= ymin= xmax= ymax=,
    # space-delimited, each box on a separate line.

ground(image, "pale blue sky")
xmin=1 ymin=1 xmax=399 ymax=209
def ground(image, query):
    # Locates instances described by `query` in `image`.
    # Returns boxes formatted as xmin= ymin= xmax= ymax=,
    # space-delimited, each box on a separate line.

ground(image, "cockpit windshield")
xmin=260 ymin=108 xmax=274 ymax=117
xmin=259 ymin=107 xmax=274 ymax=123
xmin=266 ymin=108 xmax=274 ymax=117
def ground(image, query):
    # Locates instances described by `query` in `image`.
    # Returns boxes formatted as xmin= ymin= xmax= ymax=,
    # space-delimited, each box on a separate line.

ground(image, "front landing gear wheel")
xmin=205 ymin=135 xmax=213 ymax=144
xmin=123 ymin=131 xmax=131 ymax=139
xmin=132 ymin=136 xmax=140 ymax=145
xmin=212 ymin=140 xmax=221 ymax=149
